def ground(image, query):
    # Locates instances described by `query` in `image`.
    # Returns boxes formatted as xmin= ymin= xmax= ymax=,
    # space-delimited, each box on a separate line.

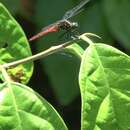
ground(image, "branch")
xmin=2 ymin=37 xmax=80 ymax=69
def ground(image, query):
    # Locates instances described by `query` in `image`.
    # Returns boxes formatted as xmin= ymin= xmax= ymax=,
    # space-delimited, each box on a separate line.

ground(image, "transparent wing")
xmin=63 ymin=0 xmax=90 ymax=20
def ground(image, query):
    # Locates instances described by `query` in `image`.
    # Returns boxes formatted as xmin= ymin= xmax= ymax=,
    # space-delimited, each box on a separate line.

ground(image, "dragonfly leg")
xmin=58 ymin=27 xmax=79 ymax=40
xmin=69 ymin=28 xmax=80 ymax=39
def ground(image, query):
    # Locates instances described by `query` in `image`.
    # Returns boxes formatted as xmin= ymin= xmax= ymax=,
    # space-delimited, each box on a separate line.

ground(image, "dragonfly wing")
xmin=63 ymin=0 xmax=90 ymax=20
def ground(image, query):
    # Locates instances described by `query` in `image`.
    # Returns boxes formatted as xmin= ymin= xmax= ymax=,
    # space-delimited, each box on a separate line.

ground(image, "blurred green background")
xmin=1 ymin=0 xmax=130 ymax=129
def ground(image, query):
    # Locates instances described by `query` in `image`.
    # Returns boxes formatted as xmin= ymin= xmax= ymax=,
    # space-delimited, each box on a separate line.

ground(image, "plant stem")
xmin=0 ymin=65 xmax=11 ymax=82
xmin=2 ymin=38 xmax=80 ymax=68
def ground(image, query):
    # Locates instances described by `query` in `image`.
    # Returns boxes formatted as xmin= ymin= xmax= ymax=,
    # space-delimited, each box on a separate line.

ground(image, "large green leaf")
xmin=79 ymin=43 xmax=130 ymax=130
xmin=0 ymin=3 xmax=33 ymax=84
xmin=103 ymin=0 xmax=130 ymax=50
xmin=0 ymin=82 xmax=68 ymax=130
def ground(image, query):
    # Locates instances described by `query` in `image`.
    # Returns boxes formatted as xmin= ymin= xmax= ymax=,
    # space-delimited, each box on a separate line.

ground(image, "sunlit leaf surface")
xmin=0 ymin=82 xmax=68 ymax=130
xmin=79 ymin=43 xmax=130 ymax=130
xmin=0 ymin=3 xmax=33 ymax=84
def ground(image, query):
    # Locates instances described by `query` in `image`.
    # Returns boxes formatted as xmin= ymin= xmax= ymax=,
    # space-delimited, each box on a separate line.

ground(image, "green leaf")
xmin=0 ymin=82 xmax=68 ymax=130
xmin=79 ymin=43 xmax=130 ymax=130
xmin=0 ymin=3 xmax=33 ymax=84
xmin=65 ymin=43 xmax=84 ymax=59
xmin=103 ymin=0 xmax=130 ymax=50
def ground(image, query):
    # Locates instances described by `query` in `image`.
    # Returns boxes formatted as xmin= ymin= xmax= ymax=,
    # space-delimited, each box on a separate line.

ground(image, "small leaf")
xmin=79 ymin=43 xmax=130 ymax=130
xmin=0 ymin=3 xmax=33 ymax=84
xmin=0 ymin=82 xmax=68 ymax=130
xmin=65 ymin=43 xmax=84 ymax=59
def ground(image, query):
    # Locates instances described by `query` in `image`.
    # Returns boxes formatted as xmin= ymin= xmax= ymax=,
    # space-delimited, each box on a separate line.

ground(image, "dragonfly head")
xmin=59 ymin=20 xmax=78 ymax=30
xmin=71 ymin=22 xmax=78 ymax=28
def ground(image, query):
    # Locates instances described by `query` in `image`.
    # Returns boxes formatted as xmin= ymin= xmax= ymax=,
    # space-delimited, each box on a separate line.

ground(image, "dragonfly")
xmin=29 ymin=0 xmax=91 ymax=42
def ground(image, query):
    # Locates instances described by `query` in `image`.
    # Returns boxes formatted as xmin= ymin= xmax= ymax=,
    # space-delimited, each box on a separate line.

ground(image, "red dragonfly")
xmin=29 ymin=0 xmax=91 ymax=42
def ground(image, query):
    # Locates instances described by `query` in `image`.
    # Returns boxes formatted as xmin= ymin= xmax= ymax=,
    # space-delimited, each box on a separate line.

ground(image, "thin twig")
xmin=2 ymin=38 xmax=80 ymax=69
xmin=0 ymin=65 xmax=11 ymax=82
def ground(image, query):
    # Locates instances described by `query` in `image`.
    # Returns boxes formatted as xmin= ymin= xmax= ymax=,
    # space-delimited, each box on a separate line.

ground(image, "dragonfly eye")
xmin=72 ymin=22 xmax=78 ymax=28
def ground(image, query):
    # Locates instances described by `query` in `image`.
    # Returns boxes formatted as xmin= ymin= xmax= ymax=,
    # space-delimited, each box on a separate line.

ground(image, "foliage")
xmin=0 ymin=3 xmax=67 ymax=130
xmin=0 ymin=3 xmax=33 ymax=84
xmin=79 ymin=43 xmax=130 ymax=130
xmin=0 ymin=1 xmax=130 ymax=130
xmin=0 ymin=82 xmax=67 ymax=130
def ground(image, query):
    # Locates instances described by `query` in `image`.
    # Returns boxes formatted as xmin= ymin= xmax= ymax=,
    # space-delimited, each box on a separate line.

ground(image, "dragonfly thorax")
xmin=59 ymin=20 xmax=78 ymax=31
